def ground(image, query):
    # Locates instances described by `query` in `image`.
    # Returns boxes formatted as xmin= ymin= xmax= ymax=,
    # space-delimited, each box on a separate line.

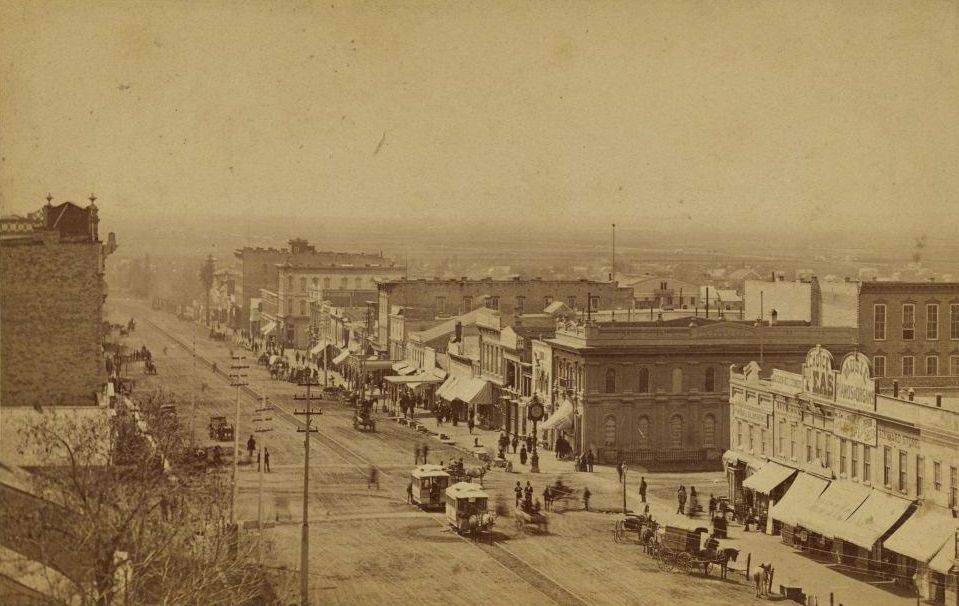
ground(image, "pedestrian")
xmin=264 ymin=447 xmax=270 ymax=472
xmin=407 ymin=480 xmax=414 ymax=504
xmin=708 ymin=494 xmax=717 ymax=517
xmin=514 ymin=481 xmax=522 ymax=507
xmin=676 ymin=485 xmax=687 ymax=515
xmin=422 ymin=444 xmax=429 ymax=464
xmin=519 ymin=445 xmax=528 ymax=466
xmin=524 ymin=481 xmax=533 ymax=501
xmin=368 ymin=466 xmax=379 ymax=490
xmin=586 ymin=448 xmax=594 ymax=472
xmin=414 ymin=444 xmax=421 ymax=465
xmin=543 ymin=485 xmax=552 ymax=512
xmin=246 ymin=435 xmax=256 ymax=461
xmin=468 ymin=416 xmax=474 ymax=434
xmin=639 ymin=477 xmax=647 ymax=503
xmin=583 ymin=486 xmax=592 ymax=511
xmin=511 ymin=435 xmax=518 ymax=454
xmin=617 ymin=460 xmax=624 ymax=482
xmin=257 ymin=449 xmax=261 ymax=472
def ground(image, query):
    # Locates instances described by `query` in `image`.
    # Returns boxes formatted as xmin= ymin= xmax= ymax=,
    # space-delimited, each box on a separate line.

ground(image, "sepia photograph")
xmin=1 ymin=1 xmax=958 ymax=605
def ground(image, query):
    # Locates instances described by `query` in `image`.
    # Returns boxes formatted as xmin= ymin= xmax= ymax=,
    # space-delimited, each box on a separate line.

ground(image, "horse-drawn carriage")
xmin=514 ymin=502 xmax=548 ymax=534
xmin=446 ymin=482 xmax=495 ymax=542
xmin=547 ymin=479 xmax=579 ymax=511
xmin=352 ymin=400 xmax=376 ymax=431
xmin=144 ymin=359 xmax=158 ymax=375
xmin=446 ymin=459 xmax=487 ymax=487
xmin=410 ymin=464 xmax=449 ymax=509
xmin=613 ymin=512 xmax=654 ymax=544
xmin=648 ymin=518 xmax=739 ymax=578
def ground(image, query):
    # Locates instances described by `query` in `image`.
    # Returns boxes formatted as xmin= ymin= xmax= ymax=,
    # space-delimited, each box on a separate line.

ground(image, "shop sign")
xmin=771 ymin=369 xmax=803 ymax=392
xmin=802 ymin=346 xmax=836 ymax=401
xmin=774 ymin=399 xmax=802 ymax=420
xmin=834 ymin=409 xmax=877 ymax=446
xmin=878 ymin=427 xmax=919 ymax=449
xmin=835 ymin=352 xmax=875 ymax=412
xmin=734 ymin=404 xmax=769 ymax=428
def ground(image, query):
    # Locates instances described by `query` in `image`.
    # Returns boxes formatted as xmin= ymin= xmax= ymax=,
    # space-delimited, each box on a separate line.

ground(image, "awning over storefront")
xmin=542 ymin=400 xmax=574 ymax=431
xmin=836 ymin=490 xmax=914 ymax=549
xmin=742 ymin=461 xmax=798 ymax=495
xmin=437 ymin=377 xmax=459 ymax=400
xmin=260 ymin=321 xmax=276 ymax=336
xmin=362 ymin=360 xmax=396 ymax=371
xmin=392 ymin=362 xmax=410 ymax=373
xmin=721 ymin=450 xmax=766 ymax=471
xmin=398 ymin=365 xmax=417 ymax=376
xmin=332 ymin=351 xmax=350 ymax=366
xmin=930 ymin=539 xmax=958 ymax=575
xmin=310 ymin=339 xmax=330 ymax=355
xmin=884 ymin=504 xmax=959 ymax=563
xmin=431 ymin=368 xmax=447 ymax=380
xmin=454 ymin=378 xmax=492 ymax=406
xmin=385 ymin=374 xmax=443 ymax=385
xmin=796 ymin=481 xmax=871 ymax=538
xmin=770 ymin=473 xmax=830 ymax=527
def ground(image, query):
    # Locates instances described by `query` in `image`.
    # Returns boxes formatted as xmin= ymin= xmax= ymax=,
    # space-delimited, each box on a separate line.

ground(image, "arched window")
xmin=340 ymin=277 xmax=348 ymax=288
xmin=604 ymin=368 xmax=616 ymax=393
xmin=639 ymin=367 xmax=649 ymax=393
xmin=672 ymin=368 xmax=684 ymax=393
xmin=603 ymin=415 xmax=617 ymax=447
xmin=323 ymin=277 xmax=331 ymax=289
xmin=637 ymin=416 xmax=650 ymax=449
xmin=705 ymin=367 xmax=716 ymax=392
xmin=669 ymin=415 xmax=684 ymax=449
xmin=299 ymin=277 xmax=307 ymax=292
xmin=703 ymin=414 xmax=716 ymax=448
xmin=312 ymin=277 xmax=318 ymax=288
xmin=286 ymin=276 xmax=293 ymax=291
xmin=355 ymin=277 xmax=363 ymax=288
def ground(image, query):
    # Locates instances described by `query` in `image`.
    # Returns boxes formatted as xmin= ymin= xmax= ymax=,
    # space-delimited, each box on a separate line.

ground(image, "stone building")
xmin=0 ymin=198 xmax=116 ymax=409
xmin=858 ymin=281 xmax=959 ymax=393
xmin=375 ymin=277 xmax=634 ymax=352
xmin=724 ymin=347 xmax=959 ymax=605
xmin=537 ymin=317 xmax=857 ymax=469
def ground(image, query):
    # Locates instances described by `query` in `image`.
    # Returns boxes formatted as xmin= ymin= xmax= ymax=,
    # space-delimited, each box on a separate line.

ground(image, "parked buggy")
xmin=651 ymin=517 xmax=739 ymax=578
xmin=612 ymin=512 xmax=653 ymax=544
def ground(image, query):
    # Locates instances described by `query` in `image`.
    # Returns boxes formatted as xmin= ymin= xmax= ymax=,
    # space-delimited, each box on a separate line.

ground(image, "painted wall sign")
xmin=835 ymin=352 xmax=875 ymax=412
xmin=834 ymin=409 xmax=877 ymax=446
xmin=878 ymin=427 xmax=919 ymax=450
xmin=734 ymin=404 xmax=769 ymax=428
xmin=802 ymin=346 xmax=835 ymax=401
xmin=771 ymin=369 xmax=804 ymax=392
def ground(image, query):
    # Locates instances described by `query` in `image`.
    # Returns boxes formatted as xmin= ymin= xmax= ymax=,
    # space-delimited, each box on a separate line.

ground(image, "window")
xmin=934 ymin=461 xmax=942 ymax=490
xmin=851 ymin=443 xmax=859 ymax=479
xmin=299 ymin=277 xmax=307 ymax=291
xmin=340 ymin=277 xmax=348 ymax=288
xmin=760 ymin=428 xmax=767 ymax=456
xmin=950 ymin=467 xmax=957 ymax=509
xmin=603 ymin=415 xmax=617 ymax=447
xmin=287 ymin=276 xmax=294 ymax=291
xmin=543 ymin=295 xmax=553 ymax=308
xmin=705 ymin=367 xmax=716 ymax=391
xmin=512 ymin=296 xmax=525 ymax=313
xmin=790 ymin=424 xmax=797 ymax=459
xmin=703 ymin=415 xmax=716 ymax=449
xmin=840 ymin=439 xmax=847 ymax=475
xmin=899 ymin=451 xmax=908 ymax=492
xmin=299 ymin=301 xmax=305 ymax=316
xmin=436 ymin=296 xmax=446 ymax=315
xmin=463 ymin=296 xmax=473 ymax=312
xmin=638 ymin=367 xmax=649 ymax=393
xmin=902 ymin=304 xmax=915 ymax=340
xmin=926 ymin=355 xmax=939 ymax=376
xmin=863 ymin=445 xmax=872 ymax=483
xmin=604 ymin=368 xmax=616 ymax=393
xmin=873 ymin=356 xmax=886 ymax=378
xmin=637 ymin=416 xmax=650 ymax=449
xmin=952 ymin=304 xmax=959 ymax=339
xmin=883 ymin=447 xmax=892 ymax=486
xmin=927 ymin=304 xmax=939 ymax=339
xmin=737 ymin=421 xmax=743 ymax=447
xmin=669 ymin=415 xmax=684 ymax=449
xmin=917 ymin=456 xmax=924 ymax=497
xmin=874 ymin=304 xmax=886 ymax=340
xmin=778 ymin=420 xmax=785 ymax=456
xmin=312 ymin=277 xmax=318 ymax=288
xmin=806 ymin=428 xmax=813 ymax=463
xmin=487 ymin=296 xmax=499 ymax=310
xmin=815 ymin=431 xmax=823 ymax=462
xmin=671 ymin=368 xmax=683 ymax=393
xmin=952 ymin=356 xmax=959 ymax=376
xmin=748 ymin=425 xmax=754 ymax=452
xmin=355 ymin=277 xmax=363 ymax=288
xmin=323 ymin=277 xmax=331 ymax=289
xmin=567 ymin=296 xmax=576 ymax=309
xmin=824 ymin=434 xmax=832 ymax=468
xmin=902 ymin=356 xmax=915 ymax=377
xmin=589 ymin=296 xmax=600 ymax=310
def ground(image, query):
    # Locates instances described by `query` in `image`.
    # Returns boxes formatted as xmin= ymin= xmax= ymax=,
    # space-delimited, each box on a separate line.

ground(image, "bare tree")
xmin=3 ymin=390 xmax=285 ymax=606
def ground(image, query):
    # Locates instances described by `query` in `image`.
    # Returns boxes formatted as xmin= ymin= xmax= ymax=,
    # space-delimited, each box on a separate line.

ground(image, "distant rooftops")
xmin=1 ymin=197 xmax=104 ymax=245
xmin=859 ymin=280 xmax=959 ymax=293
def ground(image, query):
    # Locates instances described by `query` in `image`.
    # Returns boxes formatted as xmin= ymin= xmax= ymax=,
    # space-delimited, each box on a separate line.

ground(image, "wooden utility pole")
xmin=228 ymin=356 xmax=248 ymax=526
xmin=253 ymin=395 xmax=274 ymax=563
xmin=293 ymin=378 xmax=321 ymax=606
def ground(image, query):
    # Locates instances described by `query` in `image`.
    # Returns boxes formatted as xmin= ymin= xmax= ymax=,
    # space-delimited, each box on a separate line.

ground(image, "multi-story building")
xmin=275 ymin=260 xmax=404 ymax=348
xmin=233 ymin=239 xmax=386 ymax=329
xmin=375 ymin=277 xmax=634 ymax=352
xmin=858 ymin=281 xmax=959 ymax=393
xmin=209 ymin=268 xmax=239 ymax=326
xmin=724 ymin=347 xmax=959 ymax=605
xmin=536 ymin=317 xmax=858 ymax=468
xmin=627 ymin=276 xmax=700 ymax=309
xmin=743 ymin=275 xmax=859 ymax=327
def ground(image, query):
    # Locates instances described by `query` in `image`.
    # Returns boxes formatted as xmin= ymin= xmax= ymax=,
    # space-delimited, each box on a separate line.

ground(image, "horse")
xmin=751 ymin=562 xmax=773 ymax=596
xmin=467 ymin=512 xmax=495 ymax=542
xmin=465 ymin=466 xmax=487 ymax=486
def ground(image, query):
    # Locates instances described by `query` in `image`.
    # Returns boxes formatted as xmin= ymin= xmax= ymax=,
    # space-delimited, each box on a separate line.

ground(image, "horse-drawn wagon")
xmin=648 ymin=517 xmax=739 ymax=578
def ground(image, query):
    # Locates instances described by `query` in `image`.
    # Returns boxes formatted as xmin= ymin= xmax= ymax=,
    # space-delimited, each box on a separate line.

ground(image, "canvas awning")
xmin=542 ymin=400 xmax=574 ymax=431
xmin=431 ymin=368 xmax=447 ymax=380
xmin=437 ymin=377 xmax=459 ymax=400
xmin=884 ymin=504 xmax=959 ymax=563
xmin=454 ymin=378 xmax=492 ymax=406
xmin=398 ymin=365 xmax=417 ymax=376
xmin=929 ymin=539 xmax=958 ymax=575
xmin=332 ymin=351 xmax=350 ymax=366
xmin=769 ymin=473 xmax=830 ymax=527
xmin=385 ymin=374 xmax=443 ymax=385
xmin=392 ymin=362 xmax=410 ymax=373
xmin=362 ymin=360 xmax=396 ymax=371
xmin=260 ymin=321 xmax=276 ymax=335
xmin=310 ymin=339 xmax=330 ymax=355
xmin=796 ymin=481 xmax=871 ymax=538
xmin=836 ymin=490 xmax=913 ymax=549
xmin=742 ymin=461 xmax=798 ymax=495
xmin=721 ymin=450 xmax=766 ymax=471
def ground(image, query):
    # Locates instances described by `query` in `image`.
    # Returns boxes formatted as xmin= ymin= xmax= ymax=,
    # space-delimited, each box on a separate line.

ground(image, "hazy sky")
xmin=1 ymin=1 xmax=957 ymax=242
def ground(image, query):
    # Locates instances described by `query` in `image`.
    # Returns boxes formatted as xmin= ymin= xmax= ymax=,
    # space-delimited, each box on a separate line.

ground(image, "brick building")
xmin=0 ymin=198 xmax=115 ymax=409
xmin=858 ymin=281 xmax=959 ymax=393
xmin=375 ymin=277 xmax=634 ymax=352
xmin=232 ymin=239 xmax=385 ymax=329
xmin=537 ymin=317 xmax=858 ymax=469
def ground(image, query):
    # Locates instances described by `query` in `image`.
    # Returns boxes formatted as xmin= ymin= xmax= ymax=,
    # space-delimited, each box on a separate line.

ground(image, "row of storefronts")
xmin=724 ymin=346 xmax=959 ymax=605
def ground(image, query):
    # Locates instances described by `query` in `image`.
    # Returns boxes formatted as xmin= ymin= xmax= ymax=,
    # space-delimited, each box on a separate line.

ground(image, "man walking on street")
xmin=246 ymin=435 xmax=256 ymax=462
xmin=617 ymin=460 xmax=624 ymax=482
xmin=264 ymin=447 xmax=270 ymax=472
xmin=422 ymin=444 xmax=429 ymax=464
xmin=586 ymin=448 xmax=594 ymax=472
xmin=514 ymin=481 xmax=522 ymax=507
xmin=677 ymin=485 xmax=687 ymax=515
xmin=468 ymin=416 xmax=474 ymax=434
xmin=407 ymin=480 xmax=414 ymax=504
xmin=583 ymin=486 xmax=591 ymax=511
xmin=511 ymin=435 xmax=518 ymax=454
xmin=543 ymin=485 xmax=552 ymax=512
xmin=414 ymin=444 xmax=421 ymax=465
xmin=639 ymin=477 xmax=647 ymax=503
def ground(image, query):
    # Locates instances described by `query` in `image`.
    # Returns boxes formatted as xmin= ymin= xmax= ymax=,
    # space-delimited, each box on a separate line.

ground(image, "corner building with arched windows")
xmin=537 ymin=317 xmax=857 ymax=470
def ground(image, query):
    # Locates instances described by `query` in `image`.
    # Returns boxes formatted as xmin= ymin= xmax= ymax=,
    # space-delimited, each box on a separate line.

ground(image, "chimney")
xmin=893 ymin=380 xmax=899 ymax=398
xmin=810 ymin=276 xmax=822 ymax=327
xmin=936 ymin=393 xmax=942 ymax=408
xmin=908 ymin=388 xmax=915 ymax=402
